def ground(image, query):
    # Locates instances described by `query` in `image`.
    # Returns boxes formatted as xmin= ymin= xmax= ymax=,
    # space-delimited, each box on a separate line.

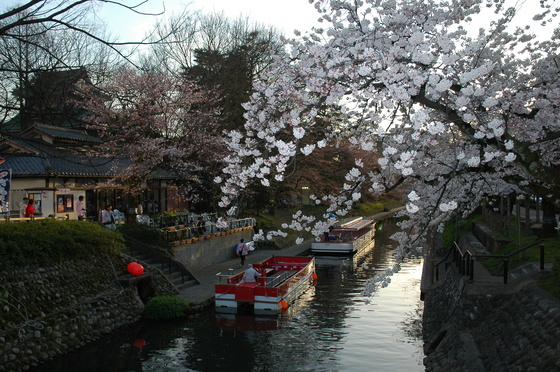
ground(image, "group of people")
xmin=190 ymin=214 xmax=230 ymax=237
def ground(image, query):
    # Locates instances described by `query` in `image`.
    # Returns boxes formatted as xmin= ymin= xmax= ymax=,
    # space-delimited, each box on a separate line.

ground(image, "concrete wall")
xmin=173 ymin=229 xmax=253 ymax=271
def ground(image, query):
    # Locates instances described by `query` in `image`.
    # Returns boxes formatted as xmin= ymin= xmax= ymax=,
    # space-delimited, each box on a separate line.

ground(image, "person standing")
xmin=19 ymin=197 xmax=29 ymax=218
xmin=25 ymin=199 xmax=35 ymax=218
xmin=241 ymin=264 xmax=262 ymax=283
xmin=196 ymin=217 xmax=205 ymax=237
xmin=76 ymin=195 xmax=86 ymax=220
xmin=236 ymin=239 xmax=249 ymax=266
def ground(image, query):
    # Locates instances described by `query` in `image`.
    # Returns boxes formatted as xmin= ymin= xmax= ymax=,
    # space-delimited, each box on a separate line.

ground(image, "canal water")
xmin=32 ymin=219 xmax=425 ymax=372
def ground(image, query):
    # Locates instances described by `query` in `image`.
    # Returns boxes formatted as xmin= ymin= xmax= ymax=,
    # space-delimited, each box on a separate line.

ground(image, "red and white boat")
xmin=215 ymin=256 xmax=316 ymax=313
xmin=311 ymin=216 xmax=375 ymax=254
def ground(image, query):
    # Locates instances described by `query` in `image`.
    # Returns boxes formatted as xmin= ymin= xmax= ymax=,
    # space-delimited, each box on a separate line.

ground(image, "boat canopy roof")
xmin=332 ymin=217 xmax=374 ymax=231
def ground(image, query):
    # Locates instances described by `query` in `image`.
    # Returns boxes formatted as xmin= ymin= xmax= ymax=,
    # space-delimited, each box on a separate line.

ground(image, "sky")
xmin=1 ymin=1 xmax=554 ymax=45
xmin=97 ymin=0 xmax=322 ymax=41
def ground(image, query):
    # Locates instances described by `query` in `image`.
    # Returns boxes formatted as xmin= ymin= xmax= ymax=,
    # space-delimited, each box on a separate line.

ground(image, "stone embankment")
xmin=423 ymin=269 xmax=560 ymax=371
xmin=0 ymin=254 xmax=174 ymax=372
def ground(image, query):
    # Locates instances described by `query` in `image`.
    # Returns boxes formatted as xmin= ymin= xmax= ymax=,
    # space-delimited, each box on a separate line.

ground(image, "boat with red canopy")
xmin=215 ymin=256 xmax=316 ymax=313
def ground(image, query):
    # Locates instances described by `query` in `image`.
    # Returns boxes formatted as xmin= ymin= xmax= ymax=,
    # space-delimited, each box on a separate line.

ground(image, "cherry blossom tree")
xmin=79 ymin=67 xmax=225 ymax=193
xmin=217 ymin=0 xmax=560 ymax=257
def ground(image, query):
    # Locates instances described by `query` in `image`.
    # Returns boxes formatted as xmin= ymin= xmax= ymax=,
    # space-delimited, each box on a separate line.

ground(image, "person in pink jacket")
xmin=236 ymin=239 xmax=249 ymax=266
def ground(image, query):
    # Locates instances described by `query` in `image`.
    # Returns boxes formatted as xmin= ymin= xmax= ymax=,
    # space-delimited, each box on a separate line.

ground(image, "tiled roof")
xmin=1 ymin=124 xmax=188 ymax=180
xmin=33 ymin=125 xmax=103 ymax=143
xmin=2 ymin=151 xmax=180 ymax=179
xmin=1 ymin=153 xmax=117 ymax=177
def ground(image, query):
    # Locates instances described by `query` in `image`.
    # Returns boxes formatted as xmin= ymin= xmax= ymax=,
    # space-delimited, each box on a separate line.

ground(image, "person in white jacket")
xmin=241 ymin=264 xmax=262 ymax=283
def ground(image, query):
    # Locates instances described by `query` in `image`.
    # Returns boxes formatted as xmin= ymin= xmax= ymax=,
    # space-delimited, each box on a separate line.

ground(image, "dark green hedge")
xmin=0 ymin=220 xmax=124 ymax=266
xmin=143 ymin=295 xmax=188 ymax=320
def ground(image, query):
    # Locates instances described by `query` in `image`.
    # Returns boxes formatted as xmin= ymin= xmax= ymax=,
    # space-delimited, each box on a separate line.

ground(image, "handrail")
xmin=475 ymin=239 xmax=545 ymax=260
xmin=434 ymin=242 xmax=457 ymax=281
xmin=123 ymin=237 xmax=201 ymax=285
xmin=455 ymin=239 xmax=545 ymax=284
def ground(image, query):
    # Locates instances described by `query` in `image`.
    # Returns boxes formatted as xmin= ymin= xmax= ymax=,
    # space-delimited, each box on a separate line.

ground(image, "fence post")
xmin=503 ymin=258 xmax=509 ymax=284
xmin=540 ymin=244 xmax=545 ymax=270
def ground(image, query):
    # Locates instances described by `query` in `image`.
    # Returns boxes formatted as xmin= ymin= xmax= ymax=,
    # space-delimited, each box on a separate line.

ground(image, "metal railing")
xmin=151 ymin=212 xmax=219 ymax=228
xmin=162 ymin=217 xmax=255 ymax=243
xmin=434 ymin=243 xmax=457 ymax=282
xmin=449 ymin=239 xmax=545 ymax=284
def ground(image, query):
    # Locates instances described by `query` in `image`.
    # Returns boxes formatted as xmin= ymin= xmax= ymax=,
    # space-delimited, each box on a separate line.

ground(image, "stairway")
xmin=133 ymin=253 xmax=198 ymax=291
xmin=122 ymin=238 xmax=200 ymax=293
xmin=507 ymin=262 xmax=550 ymax=282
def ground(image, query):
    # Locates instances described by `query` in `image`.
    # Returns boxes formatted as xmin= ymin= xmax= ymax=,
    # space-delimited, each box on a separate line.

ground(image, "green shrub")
xmin=551 ymin=256 xmax=560 ymax=282
xmin=539 ymin=254 xmax=560 ymax=298
xmin=143 ymin=295 xmax=189 ymax=320
xmin=0 ymin=220 xmax=123 ymax=266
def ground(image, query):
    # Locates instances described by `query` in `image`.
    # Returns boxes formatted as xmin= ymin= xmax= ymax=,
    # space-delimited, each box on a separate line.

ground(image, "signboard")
xmin=57 ymin=194 xmax=74 ymax=212
xmin=0 ymin=170 xmax=11 ymax=214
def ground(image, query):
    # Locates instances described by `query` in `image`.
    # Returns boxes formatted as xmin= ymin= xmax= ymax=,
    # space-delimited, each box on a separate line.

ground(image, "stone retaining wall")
xmin=472 ymin=222 xmax=510 ymax=254
xmin=0 ymin=254 xmax=174 ymax=372
xmin=173 ymin=229 xmax=253 ymax=270
xmin=423 ymin=269 xmax=560 ymax=371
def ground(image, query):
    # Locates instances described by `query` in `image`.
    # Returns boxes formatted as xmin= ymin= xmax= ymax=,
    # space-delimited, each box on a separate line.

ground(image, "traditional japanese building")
xmin=0 ymin=124 xmax=190 ymax=220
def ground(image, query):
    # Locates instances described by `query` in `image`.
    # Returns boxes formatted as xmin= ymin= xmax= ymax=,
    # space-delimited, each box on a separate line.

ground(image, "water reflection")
xmin=30 ymin=219 xmax=424 ymax=372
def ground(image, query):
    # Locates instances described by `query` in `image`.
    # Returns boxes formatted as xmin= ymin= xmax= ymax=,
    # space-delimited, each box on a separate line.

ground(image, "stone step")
xmin=509 ymin=263 xmax=540 ymax=281
xmin=167 ymin=270 xmax=188 ymax=281
xmin=124 ymin=249 xmax=197 ymax=291
xmin=174 ymin=280 xmax=197 ymax=291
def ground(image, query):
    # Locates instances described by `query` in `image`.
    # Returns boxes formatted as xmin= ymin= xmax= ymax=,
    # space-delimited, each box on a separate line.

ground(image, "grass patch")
xmin=539 ymin=275 xmax=560 ymax=298
xmin=441 ymin=213 xmax=483 ymax=247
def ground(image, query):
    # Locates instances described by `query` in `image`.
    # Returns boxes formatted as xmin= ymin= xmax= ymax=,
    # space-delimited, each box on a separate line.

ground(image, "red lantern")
xmin=127 ymin=262 xmax=144 ymax=276
xmin=133 ymin=339 xmax=146 ymax=348
xmin=130 ymin=263 xmax=144 ymax=276
xmin=127 ymin=262 xmax=138 ymax=274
